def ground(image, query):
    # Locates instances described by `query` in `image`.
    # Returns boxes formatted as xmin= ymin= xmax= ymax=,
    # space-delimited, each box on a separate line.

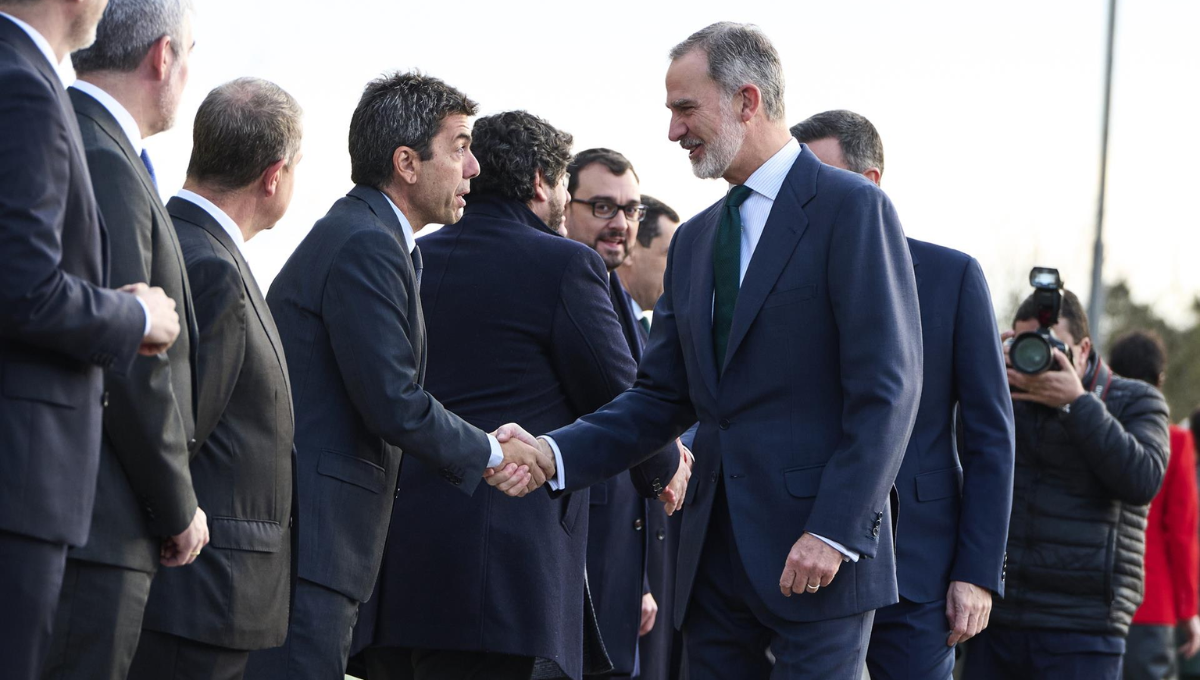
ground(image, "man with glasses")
xmin=563 ymin=148 xmax=692 ymax=680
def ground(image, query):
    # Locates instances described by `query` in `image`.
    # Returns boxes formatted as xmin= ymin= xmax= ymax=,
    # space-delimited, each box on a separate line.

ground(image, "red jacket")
xmin=1134 ymin=425 xmax=1200 ymax=625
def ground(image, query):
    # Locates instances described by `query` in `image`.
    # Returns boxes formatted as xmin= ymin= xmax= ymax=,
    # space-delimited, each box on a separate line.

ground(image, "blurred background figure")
xmin=1108 ymin=330 xmax=1200 ymax=680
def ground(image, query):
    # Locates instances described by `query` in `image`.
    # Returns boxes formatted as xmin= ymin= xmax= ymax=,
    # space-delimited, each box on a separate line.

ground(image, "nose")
xmin=464 ymin=148 xmax=481 ymax=180
xmin=668 ymin=115 xmax=686 ymax=143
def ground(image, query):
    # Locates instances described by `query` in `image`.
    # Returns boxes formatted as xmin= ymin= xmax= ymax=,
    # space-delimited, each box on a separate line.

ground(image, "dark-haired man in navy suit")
xmin=496 ymin=22 xmax=923 ymax=680
xmin=792 ymin=110 xmax=1014 ymax=680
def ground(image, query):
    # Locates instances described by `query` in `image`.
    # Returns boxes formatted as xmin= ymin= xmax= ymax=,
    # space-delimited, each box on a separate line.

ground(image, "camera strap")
xmin=1086 ymin=359 xmax=1114 ymax=403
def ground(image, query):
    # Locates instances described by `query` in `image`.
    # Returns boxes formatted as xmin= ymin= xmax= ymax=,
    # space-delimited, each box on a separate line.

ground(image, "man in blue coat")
xmin=792 ymin=110 xmax=1015 ymax=680
xmin=498 ymin=22 xmax=923 ymax=679
xmin=362 ymin=113 xmax=679 ymax=680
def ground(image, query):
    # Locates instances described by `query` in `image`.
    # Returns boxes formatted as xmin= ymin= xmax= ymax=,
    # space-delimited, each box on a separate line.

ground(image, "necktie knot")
xmin=727 ymin=184 xmax=752 ymax=208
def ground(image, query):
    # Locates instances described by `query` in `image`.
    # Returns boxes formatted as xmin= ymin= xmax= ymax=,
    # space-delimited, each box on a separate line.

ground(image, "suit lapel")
xmin=688 ymin=211 xmax=721 ymax=398
xmin=168 ymin=197 xmax=292 ymax=410
xmin=721 ymin=152 xmax=817 ymax=373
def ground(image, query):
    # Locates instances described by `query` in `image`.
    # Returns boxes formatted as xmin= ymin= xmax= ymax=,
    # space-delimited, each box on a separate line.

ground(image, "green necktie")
xmin=712 ymin=184 xmax=753 ymax=372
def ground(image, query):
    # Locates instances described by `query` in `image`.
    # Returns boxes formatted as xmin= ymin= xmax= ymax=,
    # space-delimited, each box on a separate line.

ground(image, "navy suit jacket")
xmin=0 ymin=16 xmax=144 ymax=548
xmin=267 ymin=185 xmax=492 ymax=603
xmin=367 ymin=197 xmax=676 ymax=680
xmin=549 ymin=146 xmax=924 ymax=625
xmin=895 ymin=239 xmax=1013 ymax=602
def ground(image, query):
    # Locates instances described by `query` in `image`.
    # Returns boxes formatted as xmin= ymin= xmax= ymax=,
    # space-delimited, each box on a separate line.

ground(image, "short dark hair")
xmin=636 ymin=195 xmax=680 ymax=248
xmin=1108 ymin=331 xmax=1167 ymax=386
xmin=790 ymin=110 xmax=885 ymax=175
xmin=1013 ymin=289 xmax=1090 ymax=343
xmin=566 ymin=148 xmax=638 ymax=197
xmin=348 ymin=71 xmax=478 ymax=190
xmin=186 ymin=78 xmax=303 ymax=192
xmin=72 ymin=0 xmax=191 ymax=74
xmin=468 ymin=111 xmax=573 ymax=204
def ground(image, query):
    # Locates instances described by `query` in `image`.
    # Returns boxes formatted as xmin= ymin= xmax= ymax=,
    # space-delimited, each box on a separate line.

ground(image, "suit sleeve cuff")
xmin=540 ymin=436 xmax=566 ymax=491
xmin=135 ymin=296 xmax=151 ymax=338
xmin=811 ymin=533 xmax=859 ymax=563
xmin=485 ymin=434 xmax=504 ymax=469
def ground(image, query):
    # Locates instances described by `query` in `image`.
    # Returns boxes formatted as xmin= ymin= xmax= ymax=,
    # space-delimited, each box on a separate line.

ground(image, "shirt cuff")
xmin=485 ymin=434 xmax=504 ymax=469
xmin=134 ymin=296 xmax=152 ymax=338
xmin=539 ymin=436 xmax=566 ymax=491
xmin=811 ymin=533 xmax=859 ymax=563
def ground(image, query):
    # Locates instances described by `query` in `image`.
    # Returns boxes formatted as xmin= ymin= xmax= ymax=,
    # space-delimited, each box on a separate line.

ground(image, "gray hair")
xmin=669 ymin=22 xmax=786 ymax=122
xmin=72 ymin=0 xmax=191 ymax=74
xmin=790 ymin=109 xmax=885 ymax=176
xmin=348 ymin=71 xmax=478 ymax=190
xmin=186 ymin=78 xmax=303 ymax=192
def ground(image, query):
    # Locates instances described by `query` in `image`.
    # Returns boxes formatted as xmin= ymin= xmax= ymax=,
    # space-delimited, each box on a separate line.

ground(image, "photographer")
xmin=965 ymin=287 xmax=1170 ymax=680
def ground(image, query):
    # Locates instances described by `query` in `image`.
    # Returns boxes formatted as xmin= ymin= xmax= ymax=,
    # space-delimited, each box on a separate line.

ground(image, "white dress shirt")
xmin=545 ymin=139 xmax=859 ymax=562
xmin=379 ymin=193 xmax=505 ymax=469
xmin=174 ymin=189 xmax=245 ymax=253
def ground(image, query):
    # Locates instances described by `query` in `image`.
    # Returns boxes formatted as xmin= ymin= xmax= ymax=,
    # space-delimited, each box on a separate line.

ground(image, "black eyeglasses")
xmin=571 ymin=198 xmax=646 ymax=222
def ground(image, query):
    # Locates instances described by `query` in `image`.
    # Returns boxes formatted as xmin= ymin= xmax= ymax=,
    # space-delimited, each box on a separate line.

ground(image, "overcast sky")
xmin=117 ymin=0 xmax=1198 ymax=328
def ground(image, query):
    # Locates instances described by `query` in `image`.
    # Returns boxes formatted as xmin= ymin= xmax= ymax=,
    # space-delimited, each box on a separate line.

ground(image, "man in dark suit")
xmin=617 ymin=194 xmax=688 ymax=680
xmin=562 ymin=147 xmax=691 ymax=680
xmin=0 ymin=2 xmax=181 ymax=678
xmin=39 ymin=3 xmax=205 ymax=679
xmin=792 ymin=110 xmax=1015 ymax=680
xmin=497 ymin=22 xmax=923 ymax=679
xmin=125 ymin=78 xmax=303 ymax=680
xmin=362 ymin=112 xmax=680 ymax=680
xmin=247 ymin=72 xmax=547 ymax=680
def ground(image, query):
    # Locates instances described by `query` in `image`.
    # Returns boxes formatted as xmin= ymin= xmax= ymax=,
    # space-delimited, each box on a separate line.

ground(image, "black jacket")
xmin=140 ymin=197 xmax=295 ymax=650
xmin=0 ymin=16 xmax=144 ymax=548
xmin=68 ymin=87 xmax=200 ymax=572
xmin=992 ymin=352 xmax=1170 ymax=636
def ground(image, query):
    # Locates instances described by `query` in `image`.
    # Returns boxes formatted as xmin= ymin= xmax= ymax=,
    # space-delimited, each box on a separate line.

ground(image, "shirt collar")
xmin=71 ymin=79 xmax=143 ymax=155
xmin=380 ymin=193 xmax=417 ymax=254
xmin=175 ymin=189 xmax=245 ymax=253
xmin=740 ymin=137 xmax=801 ymax=201
xmin=629 ymin=296 xmax=645 ymax=318
xmin=0 ymin=12 xmax=70 ymax=83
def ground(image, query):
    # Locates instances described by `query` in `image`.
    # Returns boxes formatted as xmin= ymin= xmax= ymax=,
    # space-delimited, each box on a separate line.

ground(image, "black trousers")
xmin=0 ymin=529 xmax=68 ymax=680
xmin=127 ymin=629 xmax=250 ymax=680
xmin=964 ymin=625 xmax=1124 ymax=680
xmin=243 ymin=577 xmax=359 ymax=680
xmin=1124 ymin=624 xmax=1177 ymax=680
xmin=41 ymin=558 xmax=153 ymax=680
xmin=683 ymin=482 xmax=873 ymax=680
xmin=365 ymin=647 xmax=536 ymax=680
xmin=867 ymin=596 xmax=956 ymax=680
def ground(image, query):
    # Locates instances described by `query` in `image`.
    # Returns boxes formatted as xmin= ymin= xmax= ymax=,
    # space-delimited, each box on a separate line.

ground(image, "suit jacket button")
xmin=101 ymin=391 xmax=109 ymax=408
xmin=719 ymin=419 xmax=730 ymax=430
xmin=871 ymin=526 xmax=879 ymax=538
xmin=656 ymin=530 xmax=666 ymax=541
xmin=633 ymin=519 xmax=644 ymax=531
xmin=710 ymin=472 xmax=718 ymax=482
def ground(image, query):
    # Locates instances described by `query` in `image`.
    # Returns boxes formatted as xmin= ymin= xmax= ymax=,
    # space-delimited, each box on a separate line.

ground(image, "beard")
xmin=685 ymin=108 xmax=745 ymax=180
xmin=545 ymin=194 xmax=566 ymax=235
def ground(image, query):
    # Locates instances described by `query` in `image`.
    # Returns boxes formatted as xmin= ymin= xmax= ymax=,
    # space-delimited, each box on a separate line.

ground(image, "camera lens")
xmin=1011 ymin=333 xmax=1053 ymax=374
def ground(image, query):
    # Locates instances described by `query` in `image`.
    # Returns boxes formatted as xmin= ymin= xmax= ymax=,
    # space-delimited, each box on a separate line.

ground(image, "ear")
xmin=1078 ymin=336 xmax=1093 ymax=368
xmin=736 ymin=84 xmax=762 ymax=123
xmin=392 ymin=146 xmax=421 ymax=186
xmin=863 ymin=168 xmax=882 ymax=186
xmin=531 ymin=169 xmax=549 ymax=204
xmin=261 ymin=158 xmax=287 ymax=197
xmin=145 ymin=35 xmax=173 ymax=81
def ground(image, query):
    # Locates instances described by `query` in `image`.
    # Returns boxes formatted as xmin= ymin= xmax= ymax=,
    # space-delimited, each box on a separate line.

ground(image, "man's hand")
xmin=487 ymin=424 xmax=556 ymax=496
xmin=778 ymin=533 xmax=842 ymax=597
xmin=121 ymin=282 xmax=180 ymax=355
xmin=160 ymin=507 xmax=209 ymax=567
xmin=660 ymin=440 xmax=692 ymax=515
xmin=1180 ymin=615 xmax=1200 ymax=659
xmin=1007 ymin=348 xmax=1086 ymax=409
xmin=639 ymin=592 xmax=658 ymax=637
xmin=945 ymin=581 xmax=992 ymax=646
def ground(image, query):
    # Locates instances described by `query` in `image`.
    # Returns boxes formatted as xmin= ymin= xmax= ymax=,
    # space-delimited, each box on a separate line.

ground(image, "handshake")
xmin=482 ymin=424 xmax=693 ymax=515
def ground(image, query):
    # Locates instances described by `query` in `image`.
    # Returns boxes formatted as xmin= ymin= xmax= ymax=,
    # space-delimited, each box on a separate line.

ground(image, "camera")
xmin=1007 ymin=267 xmax=1074 ymax=374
